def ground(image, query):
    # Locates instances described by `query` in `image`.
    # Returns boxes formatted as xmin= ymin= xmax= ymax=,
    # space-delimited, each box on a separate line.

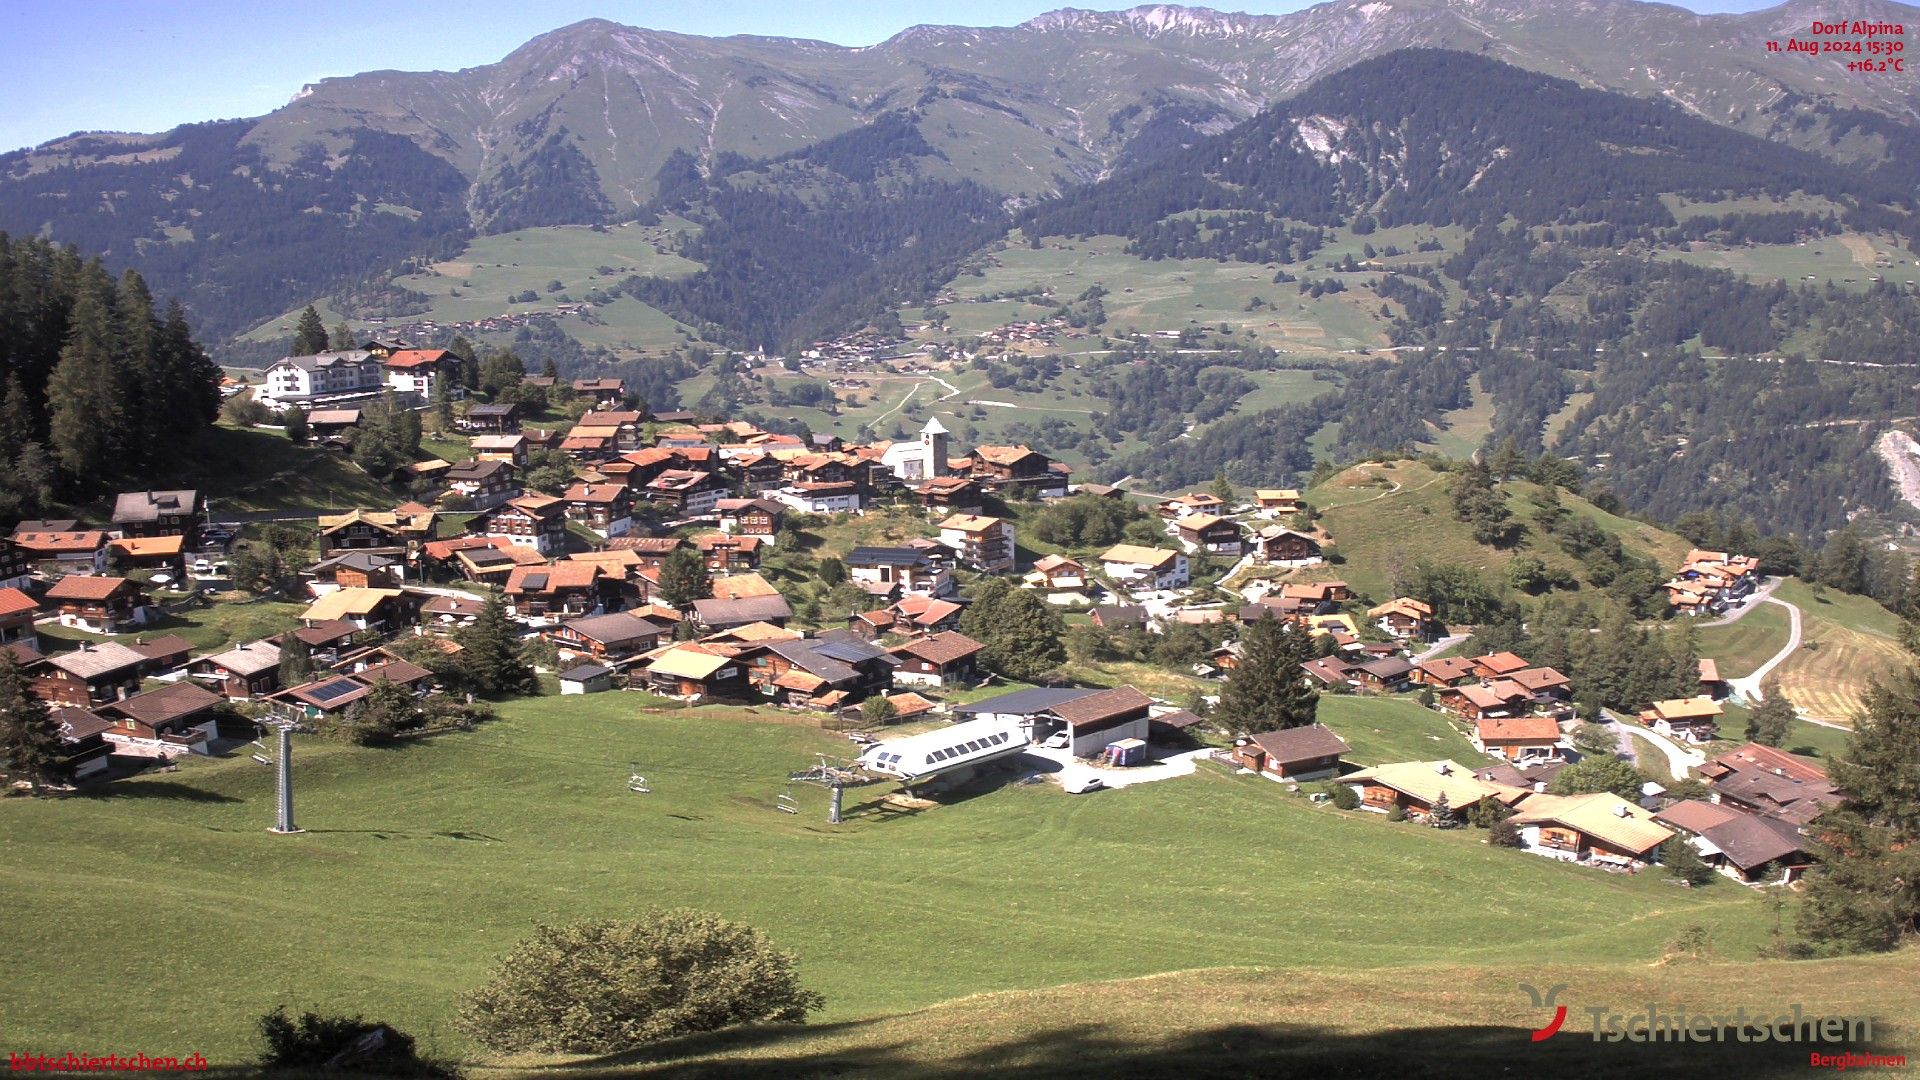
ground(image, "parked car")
xmin=1042 ymin=731 xmax=1070 ymax=749
xmin=1063 ymin=776 xmax=1106 ymax=795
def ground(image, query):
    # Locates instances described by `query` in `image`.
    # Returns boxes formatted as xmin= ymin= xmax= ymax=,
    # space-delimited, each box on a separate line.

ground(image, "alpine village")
xmin=4 ymin=2 xmax=1920 ymax=1076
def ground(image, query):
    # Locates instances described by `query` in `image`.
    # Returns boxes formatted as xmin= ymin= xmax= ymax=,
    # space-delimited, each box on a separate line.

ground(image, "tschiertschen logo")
xmin=1520 ymin=983 xmax=1569 ymax=1042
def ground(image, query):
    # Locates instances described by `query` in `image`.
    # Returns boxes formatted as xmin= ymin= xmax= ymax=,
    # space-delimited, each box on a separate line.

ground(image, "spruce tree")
xmin=1798 ymin=664 xmax=1920 ymax=952
xmin=155 ymin=301 xmax=222 ymax=435
xmin=278 ymin=633 xmax=313 ymax=686
xmin=1217 ymin=613 xmax=1318 ymax=736
xmin=293 ymin=305 xmax=330 ymax=355
xmin=457 ymin=593 xmax=536 ymax=696
xmin=1745 ymin=681 xmax=1795 ymax=747
xmin=46 ymin=273 xmax=125 ymax=487
xmin=658 ymin=549 xmax=711 ymax=610
xmin=0 ymin=652 xmax=66 ymax=787
xmin=330 ymin=321 xmax=356 ymax=351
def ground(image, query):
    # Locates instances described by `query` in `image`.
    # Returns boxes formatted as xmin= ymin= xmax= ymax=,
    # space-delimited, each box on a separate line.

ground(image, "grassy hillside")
xmin=544 ymin=958 xmax=1920 ymax=1078
xmin=241 ymin=222 xmax=707 ymax=353
xmin=1770 ymin=579 xmax=1910 ymax=724
xmin=1305 ymin=460 xmax=1692 ymax=605
xmin=905 ymin=229 xmax=1454 ymax=358
xmin=0 ymin=694 xmax=1784 ymax=1064
xmin=1694 ymin=600 xmax=1793 ymax=680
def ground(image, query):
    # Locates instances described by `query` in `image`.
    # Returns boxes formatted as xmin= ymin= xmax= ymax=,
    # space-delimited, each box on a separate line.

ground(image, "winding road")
xmin=1727 ymin=595 xmax=1803 ymax=704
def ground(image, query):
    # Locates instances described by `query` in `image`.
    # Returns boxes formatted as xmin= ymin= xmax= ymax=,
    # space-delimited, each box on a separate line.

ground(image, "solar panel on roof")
xmin=521 ymin=573 xmax=549 ymax=590
xmin=307 ymin=680 xmax=363 ymax=703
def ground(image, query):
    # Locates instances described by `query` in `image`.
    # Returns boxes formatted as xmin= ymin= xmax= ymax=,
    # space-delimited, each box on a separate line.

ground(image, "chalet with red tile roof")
xmin=1439 ymin=679 xmax=1535 ymax=721
xmin=1469 ymin=652 xmax=1530 ymax=680
xmin=1158 ymin=492 xmax=1224 ymax=521
xmin=12 ymin=529 xmax=110 ymax=573
xmin=1472 ymin=715 xmax=1566 ymax=764
xmin=505 ymin=561 xmax=605 ymax=621
xmin=562 ymin=483 xmax=634 ymax=538
xmin=938 ymin=514 xmax=1016 ymax=573
xmin=0 ymin=587 xmax=40 ymax=653
xmin=382 ymin=349 xmax=462 ymax=399
xmin=694 ymin=533 xmax=763 ymax=573
xmin=1697 ymin=743 xmax=1842 ymax=827
xmin=1023 ymin=554 xmax=1088 ymax=592
xmin=45 ymin=575 xmax=153 ymax=633
xmin=1411 ymin=656 xmax=1479 ymax=688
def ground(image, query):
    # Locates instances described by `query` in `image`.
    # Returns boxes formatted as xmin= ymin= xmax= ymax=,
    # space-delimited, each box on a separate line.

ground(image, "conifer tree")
xmin=458 ymin=593 xmax=536 ymax=696
xmin=46 ymin=273 xmax=125 ymax=486
xmin=293 ymin=305 xmax=330 ymax=355
xmin=1217 ymin=613 xmax=1318 ymax=736
xmin=1745 ymin=681 xmax=1795 ymax=747
xmin=278 ymin=632 xmax=313 ymax=687
xmin=0 ymin=652 xmax=65 ymax=787
xmin=658 ymin=548 xmax=711 ymax=610
xmin=330 ymin=321 xmax=356 ymax=351
xmin=1798 ymin=664 xmax=1920 ymax=952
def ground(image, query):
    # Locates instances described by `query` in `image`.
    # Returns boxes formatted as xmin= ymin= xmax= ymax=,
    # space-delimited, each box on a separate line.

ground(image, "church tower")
xmin=920 ymin=416 xmax=950 ymax=478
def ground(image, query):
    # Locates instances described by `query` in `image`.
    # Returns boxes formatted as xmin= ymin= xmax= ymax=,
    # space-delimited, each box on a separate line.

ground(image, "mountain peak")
xmin=1020 ymin=5 xmax=1285 ymax=37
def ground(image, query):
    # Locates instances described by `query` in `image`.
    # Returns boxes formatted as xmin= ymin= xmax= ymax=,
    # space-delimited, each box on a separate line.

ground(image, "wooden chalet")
xmin=547 ymin=611 xmax=672 ymax=665
xmin=1509 ymin=792 xmax=1673 ymax=869
xmin=470 ymin=495 xmax=569 ymax=557
xmin=1472 ymin=716 xmax=1565 ymax=764
xmin=1368 ymin=597 xmax=1437 ymax=640
xmin=1340 ymin=759 xmax=1528 ymax=819
xmin=1248 ymin=526 xmax=1323 ymax=567
xmin=562 ymin=483 xmax=634 ymax=538
xmin=694 ymin=533 xmax=763 ymax=573
xmin=188 ymin=640 xmax=283 ymax=700
xmin=1175 ymin=513 xmax=1243 ymax=556
xmin=1411 ymin=656 xmax=1479 ymax=688
xmin=0 ymin=586 xmax=40 ymax=652
xmin=715 ymin=498 xmax=785 ymax=537
xmin=504 ymin=562 xmax=606 ymax=621
xmin=111 ymin=488 xmax=204 ymax=547
xmin=642 ymin=644 xmax=749 ymax=700
xmin=1640 ymin=697 xmax=1722 ymax=744
xmin=96 ymin=682 xmax=225 ymax=757
xmin=888 ymin=631 xmax=985 ymax=688
xmin=44 ymin=575 xmax=153 ymax=633
xmin=32 ymin=641 xmax=147 ymax=706
xmin=444 ymin=458 xmax=521 ymax=510
xmin=1231 ymin=724 xmax=1350 ymax=782
xmin=1254 ymin=489 xmax=1303 ymax=514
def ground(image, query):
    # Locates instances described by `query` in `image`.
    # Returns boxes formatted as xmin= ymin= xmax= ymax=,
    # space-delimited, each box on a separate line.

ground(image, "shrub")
xmin=1386 ymin=805 xmax=1407 ymax=823
xmin=257 ymin=1008 xmax=454 ymax=1077
xmin=1488 ymin=818 xmax=1523 ymax=847
xmin=459 ymin=909 xmax=824 ymax=1053
xmin=1330 ymin=783 xmax=1359 ymax=810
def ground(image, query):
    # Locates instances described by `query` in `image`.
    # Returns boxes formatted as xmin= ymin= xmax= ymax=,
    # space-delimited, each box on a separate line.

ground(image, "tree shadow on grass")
xmin=73 ymin=779 xmax=241 ymax=803
xmin=529 ymin=1018 xmax=1908 ymax=1080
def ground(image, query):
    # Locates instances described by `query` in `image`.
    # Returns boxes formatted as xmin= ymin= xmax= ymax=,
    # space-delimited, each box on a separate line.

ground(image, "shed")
xmin=559 ymin=664 xmax=613 ymax=695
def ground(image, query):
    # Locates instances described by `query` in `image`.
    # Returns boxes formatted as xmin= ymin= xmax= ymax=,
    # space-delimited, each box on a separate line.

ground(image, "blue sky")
xmin=2 ymin=0 xmax=1785 ymax=153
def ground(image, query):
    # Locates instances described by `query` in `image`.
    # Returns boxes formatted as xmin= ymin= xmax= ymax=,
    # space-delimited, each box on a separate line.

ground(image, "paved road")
xmin=1696 ymin=577 xmax=1782 ymax=628
xmin=1411 ymin=634 xmax=1468 ymax=664
xmin=1601 ymin=708 xmax=1705 ymax=779
xmin=1728 ymin=595 xmax=1803 ymax=702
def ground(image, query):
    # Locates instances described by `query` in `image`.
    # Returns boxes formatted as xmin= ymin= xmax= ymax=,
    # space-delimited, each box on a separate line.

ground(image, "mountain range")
xmin=2 ymin=0 xmax=1918 ymax=346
